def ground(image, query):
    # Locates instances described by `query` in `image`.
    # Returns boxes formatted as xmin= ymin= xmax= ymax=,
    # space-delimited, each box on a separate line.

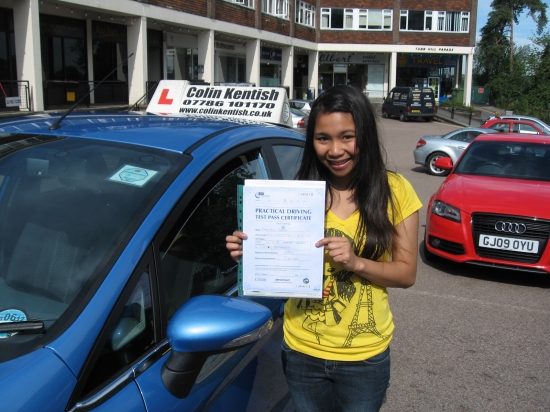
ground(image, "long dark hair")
xmin=297 ymin=85 xmax=397 ymax=260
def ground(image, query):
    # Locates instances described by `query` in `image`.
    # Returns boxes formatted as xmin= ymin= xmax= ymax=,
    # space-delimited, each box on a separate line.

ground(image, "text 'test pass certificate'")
xmin=240 ymin=179 xmax=325 ymax=298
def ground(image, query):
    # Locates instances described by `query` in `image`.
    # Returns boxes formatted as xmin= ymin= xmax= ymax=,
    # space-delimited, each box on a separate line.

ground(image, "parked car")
xmin=289 ymin=99 xmax=313 ymax=114
xmin=381 ymin=86 xmax=437 ymax=122
xmin=290 ymin=107 xmax=308 ymax=129
xmin=0 ymin=82 xmax=305 ymax=411
xmin=482 ymin=115 xmax=550 ymax=135
xmin=481 ymin=118 xmax=548 ymax=135
xmin=414 ymin=127 xmax=494 ymax=176
xmin=424 ymin=133 xmax=550 ymax=274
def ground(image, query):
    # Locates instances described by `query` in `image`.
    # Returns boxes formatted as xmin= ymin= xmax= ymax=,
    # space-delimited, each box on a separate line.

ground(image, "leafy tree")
xmin=488 ymin=0 xmax=548 ymax=72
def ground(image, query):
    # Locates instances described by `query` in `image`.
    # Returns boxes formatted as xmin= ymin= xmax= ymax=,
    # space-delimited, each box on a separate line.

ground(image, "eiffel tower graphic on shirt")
xmin=298 ymin=227 xmax=389 ymax=347
xmin=343 ymin=278 xmax=388 ymax=347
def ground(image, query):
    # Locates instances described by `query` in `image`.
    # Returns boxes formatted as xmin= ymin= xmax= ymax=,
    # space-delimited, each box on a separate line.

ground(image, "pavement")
xmin=435 ymin=104 xmax=505 ymax=128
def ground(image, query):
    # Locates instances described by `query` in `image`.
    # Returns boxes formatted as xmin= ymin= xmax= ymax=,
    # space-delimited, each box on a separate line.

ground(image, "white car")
xmin=289 ymin=99 xmax=313 ymax=115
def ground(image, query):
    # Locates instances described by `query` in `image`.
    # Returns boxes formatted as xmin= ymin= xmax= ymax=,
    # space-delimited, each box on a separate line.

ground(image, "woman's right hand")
xmin=226 ymin=231 xmax=248 ymax=262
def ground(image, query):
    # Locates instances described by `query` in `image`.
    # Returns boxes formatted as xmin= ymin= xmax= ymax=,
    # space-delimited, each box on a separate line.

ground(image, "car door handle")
xmin=457 ymin=146 xmax=466 ymax=149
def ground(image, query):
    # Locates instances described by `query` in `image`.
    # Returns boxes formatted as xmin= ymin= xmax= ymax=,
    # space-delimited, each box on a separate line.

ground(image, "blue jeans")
xmin=281 ymin=339 xmax=390 ymax=412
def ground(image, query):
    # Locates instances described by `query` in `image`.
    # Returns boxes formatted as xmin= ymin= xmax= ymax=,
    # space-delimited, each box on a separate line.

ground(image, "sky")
xmin=476 ymin=2 xmax=550 ymax=46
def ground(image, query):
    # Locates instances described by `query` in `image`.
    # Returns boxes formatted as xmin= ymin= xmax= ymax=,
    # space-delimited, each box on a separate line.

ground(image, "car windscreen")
xmin=454 ymin=141 xmax=550 ymax=181
xmin=0 ymin=134 xmax=181 ymax=359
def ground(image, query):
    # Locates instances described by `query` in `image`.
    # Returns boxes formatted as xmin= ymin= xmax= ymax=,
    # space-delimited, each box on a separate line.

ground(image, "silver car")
xmin=414 ymin=127 xmax=494 ymax=176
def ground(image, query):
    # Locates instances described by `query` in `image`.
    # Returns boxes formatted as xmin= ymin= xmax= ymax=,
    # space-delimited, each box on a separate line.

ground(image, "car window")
xmin=518 ymin=124 xmax=539 ymax=134
xmin=489 ymin=122 xmax=509 ymax=132
xmin=77 ymin=264 xmax=156 ymax=403
xmin=0 ymin=136 xmax=179 ymax=363
xmin=450 ymin=131 xmax=468 ymax=142
xmin=272 ymin=145 xmax=303 ymax=180
xmin=160 ymin=151 xmax=268 ymax=320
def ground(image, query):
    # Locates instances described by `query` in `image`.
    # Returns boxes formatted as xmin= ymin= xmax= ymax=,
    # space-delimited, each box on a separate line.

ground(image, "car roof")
xmin=0 ymin=112 xmax=300 ymax=153
xmin=474 ymin=132 xmax=550 ymax=144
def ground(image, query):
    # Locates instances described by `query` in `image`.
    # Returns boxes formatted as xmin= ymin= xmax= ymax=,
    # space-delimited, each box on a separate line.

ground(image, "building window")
xmin=224 ymin=0 xmax=254 ymax=8
xmin=400 ymin=10 xmax=470 ymax=32
xmin=262 ymin=0 xmax=289 ymax=19
xmin=296 ymin=1 xmax=315 ymax=27
xmin=322 ymin=8 xmax=392 ymax=30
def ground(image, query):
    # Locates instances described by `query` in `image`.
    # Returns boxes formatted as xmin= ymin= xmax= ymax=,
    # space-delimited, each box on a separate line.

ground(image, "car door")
xmin=446 ymin=131 xmax=482 ymax=160
xmin=67 ymin=142 xmax=293 ymax=412
xmin=513 ymin=122 xmax=541 ymax=134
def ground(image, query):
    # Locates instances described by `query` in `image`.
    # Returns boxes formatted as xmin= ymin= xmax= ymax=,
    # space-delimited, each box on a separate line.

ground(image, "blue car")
xmin=0 ymin=97 xmax=304 ymax=410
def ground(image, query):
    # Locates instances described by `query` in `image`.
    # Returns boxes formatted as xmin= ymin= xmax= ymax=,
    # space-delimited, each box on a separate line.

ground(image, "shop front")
xmin=318 ymin=52 xmax=386 ymax=99
xmin=260 ymin=46 xmax=281 ymax=87
xmin=166 ymin=32 xmax=199 ymax=82
xmin=396 ymin=53 xmax=459 ymax=102
xmin=215 ymin=41 xmax=246 ymax=85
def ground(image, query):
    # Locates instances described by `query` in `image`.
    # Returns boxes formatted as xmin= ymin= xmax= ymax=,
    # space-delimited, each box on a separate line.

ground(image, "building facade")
xmin=0 ymin=0 xmax=478 ymax=111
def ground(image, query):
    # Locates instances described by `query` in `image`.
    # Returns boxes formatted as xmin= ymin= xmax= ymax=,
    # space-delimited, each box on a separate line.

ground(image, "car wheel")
xmin=427 ymin=152 xmax=450 ymax=176
xmin=399 ymin=112 xmax=407 ymax=122
xmin=424 ymin=117 xmax=432 ymax=122
xmin=382 ymin=109 xmax=388 ymax=118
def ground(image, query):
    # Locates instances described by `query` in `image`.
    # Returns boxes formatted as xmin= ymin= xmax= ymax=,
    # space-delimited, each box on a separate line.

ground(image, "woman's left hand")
xmin=316 ymin=236 xmax=359 ymax=271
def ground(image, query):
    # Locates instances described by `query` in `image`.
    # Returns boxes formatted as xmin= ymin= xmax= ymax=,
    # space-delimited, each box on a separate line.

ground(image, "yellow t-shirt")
xmin=283 ymin=173 xmax=422 ymax=361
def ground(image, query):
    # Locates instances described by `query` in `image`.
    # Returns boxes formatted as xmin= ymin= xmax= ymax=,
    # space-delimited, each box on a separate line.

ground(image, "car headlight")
xmin=432 ymin=200 xmax=461 ymax=222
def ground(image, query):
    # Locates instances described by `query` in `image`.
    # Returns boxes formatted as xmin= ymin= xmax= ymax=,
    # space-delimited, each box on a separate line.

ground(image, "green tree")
xmin=488 ymin=0 xmax=548 ymax=72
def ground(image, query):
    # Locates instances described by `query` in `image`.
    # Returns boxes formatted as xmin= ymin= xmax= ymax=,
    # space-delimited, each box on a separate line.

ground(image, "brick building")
xmin=1 ymin=0 xmax=478 ymax=111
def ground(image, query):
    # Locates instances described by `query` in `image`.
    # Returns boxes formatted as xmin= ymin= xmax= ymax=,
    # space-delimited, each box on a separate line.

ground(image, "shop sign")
xmin=319 ymin=53 xmax=384 ymax=65
xmin=261 ymin=47 xmax=282 ymax=62
xmin=415 ymin=47 xmax=455 ymax=52
xmin=399 ymin=54 xmax=458 ymax=67
xmin=146 ymin=80 xmax=293 ymax=127
xmin=215 ymin=42 xmax=246 ymax=54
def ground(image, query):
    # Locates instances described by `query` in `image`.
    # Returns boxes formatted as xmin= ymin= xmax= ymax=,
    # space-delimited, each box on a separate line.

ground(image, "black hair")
xmin=296 ymin=84 xmax=397 ymax=260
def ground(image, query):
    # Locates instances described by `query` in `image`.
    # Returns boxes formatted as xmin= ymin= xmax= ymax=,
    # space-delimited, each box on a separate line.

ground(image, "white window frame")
xmin=295 ymin=1 xmax=315 ymax=28
xmin=262 ymin=0 xmax=289 ymax=19
xmin=321 ymin=8 xmax=392 ymax=31
xmin=224 ymin=0 xmax=254 ymax=9
xmin=400 ymin=10 xmax=470 ymax=33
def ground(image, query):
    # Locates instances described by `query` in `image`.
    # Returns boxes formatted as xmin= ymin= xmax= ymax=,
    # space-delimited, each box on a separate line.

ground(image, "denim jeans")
xmin=281 ymin=339 xmax=390 ymax=412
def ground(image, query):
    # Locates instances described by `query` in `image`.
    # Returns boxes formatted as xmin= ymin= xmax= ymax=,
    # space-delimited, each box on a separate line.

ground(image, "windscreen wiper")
xmin=0 ymin=320 xmax=44 ymax=334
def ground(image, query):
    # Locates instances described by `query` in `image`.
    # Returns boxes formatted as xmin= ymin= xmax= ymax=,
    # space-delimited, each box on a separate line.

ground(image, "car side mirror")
xmin=161 ymin=295 xmax=273 ymax=399
xmin=434 ymin=157 xmax=453 ymax=170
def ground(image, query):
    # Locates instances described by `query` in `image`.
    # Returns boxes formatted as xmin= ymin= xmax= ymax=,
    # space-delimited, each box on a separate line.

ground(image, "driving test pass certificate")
xmin=240 ymin=179 xmax=325 ymax=298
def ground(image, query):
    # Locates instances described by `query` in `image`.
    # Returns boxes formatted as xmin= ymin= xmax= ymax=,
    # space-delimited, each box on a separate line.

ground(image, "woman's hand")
xmin=226 ymin=231 xmax=247 ymax=262
xmin=315 ymin=236 xmax=359 ymax=272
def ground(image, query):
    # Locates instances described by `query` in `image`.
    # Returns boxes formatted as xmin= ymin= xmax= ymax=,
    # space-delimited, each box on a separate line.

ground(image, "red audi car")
xmin=424 ymin=133 xmax=550 ymax=274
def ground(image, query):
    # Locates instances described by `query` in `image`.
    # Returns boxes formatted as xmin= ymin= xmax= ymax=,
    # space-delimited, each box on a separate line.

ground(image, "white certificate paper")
xmin=240 ymin=179 xmax=326 ymax=298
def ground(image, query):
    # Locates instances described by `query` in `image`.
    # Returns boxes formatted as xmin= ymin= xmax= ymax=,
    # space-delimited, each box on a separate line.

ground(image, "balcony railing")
xmin=43 ymin=80 xmax=128 ymax=110
xmin=0 ymin=80 xmax=30 ymax=111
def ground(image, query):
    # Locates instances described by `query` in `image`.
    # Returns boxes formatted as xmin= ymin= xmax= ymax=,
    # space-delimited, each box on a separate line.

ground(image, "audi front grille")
xmin=472 ymin=213 xmax=550 ymax=263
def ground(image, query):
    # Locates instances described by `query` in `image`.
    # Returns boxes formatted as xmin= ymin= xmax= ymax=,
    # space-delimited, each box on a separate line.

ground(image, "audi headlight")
xmin=432 ymin=200 xmax=461 ymax=222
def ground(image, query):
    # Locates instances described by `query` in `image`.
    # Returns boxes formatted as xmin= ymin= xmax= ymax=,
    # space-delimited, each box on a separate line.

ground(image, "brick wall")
xmin=215 ymin=1 xmax=256 ymax=28
xmin=319 ymin=31 xmax=393 ymax=44
xmin=295 ymin=24 xmax=316 ymax=42
xmin=138 ymin=0 xmax=207 ymax=17
xmin=399 ymin=0 xmax=473 ymax=9
xmin=261 ymin=15 xmax=291 ymax=36
xmin=399 ymin=32 xmax=471 ymax=47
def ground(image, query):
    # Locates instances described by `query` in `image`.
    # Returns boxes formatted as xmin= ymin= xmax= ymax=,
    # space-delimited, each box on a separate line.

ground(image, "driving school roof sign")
xmin=146 ymin=80 xmax=292 ymax=127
